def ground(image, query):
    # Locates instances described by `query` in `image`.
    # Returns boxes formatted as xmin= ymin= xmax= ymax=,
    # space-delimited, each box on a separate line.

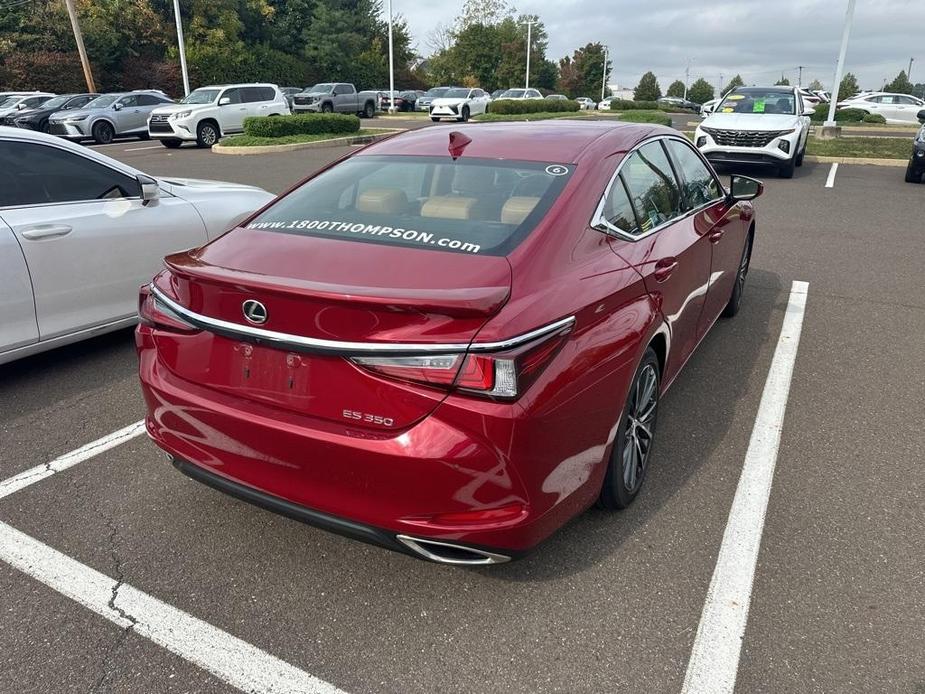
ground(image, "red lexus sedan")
xmin=137 ymin=121 xmax=762 ymax=565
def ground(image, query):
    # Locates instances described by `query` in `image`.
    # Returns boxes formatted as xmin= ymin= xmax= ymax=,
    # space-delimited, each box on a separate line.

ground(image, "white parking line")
xmin=681 ymin=280 xmax=809 ymax=694
xmin=0 ymin=520 xmax=345 ymax=694
xmin=0 ymin=421 xmax=145 ymax=500
xmin=123 ymin=145 xmax=161 ymax=152
xmin=825 ymin=162 xmax=839 ymax=188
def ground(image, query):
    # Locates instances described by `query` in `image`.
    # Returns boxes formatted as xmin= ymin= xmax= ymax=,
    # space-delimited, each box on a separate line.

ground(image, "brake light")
xmin=138 ymin=285 xmax=195 ymax=332
xmin=350 ymin=323 xmax=571 ymax=399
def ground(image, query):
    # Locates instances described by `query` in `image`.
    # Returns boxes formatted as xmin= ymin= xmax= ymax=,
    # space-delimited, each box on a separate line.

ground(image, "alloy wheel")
xmin=622 ymin=363 xmax=658 ymax=493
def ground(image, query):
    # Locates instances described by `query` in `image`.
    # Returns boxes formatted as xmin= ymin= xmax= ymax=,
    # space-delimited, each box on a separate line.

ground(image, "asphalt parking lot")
xmin=1 ymin=124 xmax=923 ymax=693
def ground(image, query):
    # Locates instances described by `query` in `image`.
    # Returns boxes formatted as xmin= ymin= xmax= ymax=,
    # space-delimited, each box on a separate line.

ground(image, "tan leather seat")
xmin=356 ymin=188 xmax=409 ymax=215
xmin=501 ymin=197 xmax=540 ymax=225
xmin=420 ymin=196 xmax=477 ymax=220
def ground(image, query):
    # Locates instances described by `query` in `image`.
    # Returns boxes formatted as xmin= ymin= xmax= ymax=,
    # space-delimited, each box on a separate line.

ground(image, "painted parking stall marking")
xmin=682 ymin=280 xmax=809 ymax=694
xmin=0 ymin=520 xmax=346 ymax=694
xmin=825 ymin=162 xmax=839 ymax=188
xmin=0 ymin=420 xmax=145 ymax=500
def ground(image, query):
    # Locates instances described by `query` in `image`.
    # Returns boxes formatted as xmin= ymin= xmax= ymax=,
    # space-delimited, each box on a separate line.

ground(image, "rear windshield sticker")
xmin=545 ymin=165 xmax=569 ymax=176
xmin=727 ymin=95 xmax=745 ymax=100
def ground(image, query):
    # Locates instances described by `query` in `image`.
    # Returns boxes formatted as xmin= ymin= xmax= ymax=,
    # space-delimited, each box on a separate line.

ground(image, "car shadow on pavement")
xmin=474 ymin=268 xmax=785 ymax=581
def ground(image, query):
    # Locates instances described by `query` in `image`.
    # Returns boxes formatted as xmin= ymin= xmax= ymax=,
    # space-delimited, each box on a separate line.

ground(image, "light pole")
xmin=387 ymin=0 xmax=395 ymax=113
xmin=683 ymin=59 xmax=692 ymax=100
xmin=824 ymin=0 xmax=857 ymax=132
xmin=908 ymin=57 xmax=914 ymax=84
xmin=601 ymin=45 xmax=609 ymax=102
xmin=172 ymin=0 xmax=190 ymax=96
xmin=522 ymin=20 xmax=535 ymax=90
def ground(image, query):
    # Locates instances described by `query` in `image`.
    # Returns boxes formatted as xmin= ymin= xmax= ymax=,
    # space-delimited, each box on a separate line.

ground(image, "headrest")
xmin=356 ymin=188 xmax=409 ymax=215
xmin=501 ymin=197 xmax=540 ymax=225
xmin=421 ymin=196 xmax=477 ymax=220
xmin=452 ymin=167 xmax=495 ymax=195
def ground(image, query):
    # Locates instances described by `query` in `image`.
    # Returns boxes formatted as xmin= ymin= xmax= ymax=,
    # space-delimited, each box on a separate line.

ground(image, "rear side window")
xmin=243 ymin=87 xmax=276 ymax=102
xmin=602 ymin=175 xmax=639 ymax=235
xmin=620 ymin=142 xmax=682 ymax=233
xmin=246 ymin=155 xmax=574 ymax=256
xmin=221 ymin=88 xmax=243 ymax=104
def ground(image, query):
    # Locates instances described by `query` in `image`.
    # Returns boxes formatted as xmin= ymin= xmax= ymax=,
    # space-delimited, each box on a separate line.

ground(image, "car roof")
xmin=0 ymin=125 xmax=145 ymax=174
xmin=200 ymin=83 xmax=278 ymax=89
xmin=359 ymin=121 xmax=666 ymax=163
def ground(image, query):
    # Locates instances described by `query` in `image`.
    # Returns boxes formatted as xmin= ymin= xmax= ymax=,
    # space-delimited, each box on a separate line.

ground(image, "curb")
xmin=804 ymin=155 xmax=907 ymax=167
xmin=212 ymin=129 xmax=403 ymax=155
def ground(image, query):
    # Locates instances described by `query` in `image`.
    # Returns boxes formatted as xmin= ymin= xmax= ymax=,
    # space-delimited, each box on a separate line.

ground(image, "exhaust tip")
xmin=396 ymin=534 xmax=511 ymax=565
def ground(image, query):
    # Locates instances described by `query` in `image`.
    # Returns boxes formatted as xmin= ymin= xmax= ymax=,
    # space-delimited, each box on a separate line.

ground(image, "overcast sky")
xmin=398 ymin=0 xmax=923 ymax=91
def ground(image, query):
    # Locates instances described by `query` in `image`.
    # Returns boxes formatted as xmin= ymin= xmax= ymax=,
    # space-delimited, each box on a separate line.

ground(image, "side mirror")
xmin=16 ymin=103 xmax=26 ymax=110
xmin=113 ymin=102 xmax=123 ymax=111
xmin=918 ymin=109 xmax=925 ymax=124
xmin=803 ymin=106 xmax=817 ymax=116
xmin=728 ymin=175 xmax=763 ymax=202
xmin=218 ymin=97 xmax=231 ymax=106
xmin=137 ymin=174 xmax=159 ymax=205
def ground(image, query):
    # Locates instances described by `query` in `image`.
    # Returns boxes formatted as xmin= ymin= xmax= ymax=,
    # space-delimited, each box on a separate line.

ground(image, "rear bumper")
xmin=136 ymin=327 xmax=580 ymax=558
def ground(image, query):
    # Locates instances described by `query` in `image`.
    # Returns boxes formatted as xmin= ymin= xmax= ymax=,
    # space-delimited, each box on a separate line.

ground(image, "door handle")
xmin=20 ymin=224 xmax=73 ymax=240
xmin=653 ymin=258 xmax=678 ymax=283
xmin=709 ymin=229 xmax=725 ymax=243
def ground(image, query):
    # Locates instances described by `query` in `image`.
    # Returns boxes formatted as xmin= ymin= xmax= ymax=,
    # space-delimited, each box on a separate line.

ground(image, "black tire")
xmin=196 ymin=121 xmax=219 ymax=148
xmin=599 ymin=348 xmax=660 ymax=510
xmin=161 ymin=139 xmax=182 ymax=149
xmin=905 ymin=161 xmax=923 ymax=183
xmin=778 ymin=154 xmax=796 ymax=178
xmin=91 ymin=121 xmax=115 ymax=145
xmin=40 ymin=120 xmax=51 ymax=134
xmin=364 ymin=101 xmax=375 ymax=119
xmin=459 ymin=106 xmax=470 ymax=122
xmin=321 ymin=102 xmax=334 ymax=114
xmin=138 ymin=131 xmax=150 ymax=141
xmin=795 ymin=145 xmax=805 ymax=167
xmin=722 ymin=231 xmax=753 ymax=318
xmin=430 ymin=117 xmax=440 ymax=122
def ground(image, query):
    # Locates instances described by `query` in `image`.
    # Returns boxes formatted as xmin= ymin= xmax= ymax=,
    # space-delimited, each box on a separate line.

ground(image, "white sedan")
xmin=0 ymin=127 xmax=274 ymax=364
xmin=836 ymin=92 xmax=925 ymax=124
xmin=429 ymin=87 xmax=491 ymax=122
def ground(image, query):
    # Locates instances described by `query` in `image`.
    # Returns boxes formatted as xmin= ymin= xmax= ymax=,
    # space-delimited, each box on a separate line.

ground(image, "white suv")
xmin=148 ymin=84 xmax=290 ymax=148
xmin=695 ymin=86 xmax=813 ymax=178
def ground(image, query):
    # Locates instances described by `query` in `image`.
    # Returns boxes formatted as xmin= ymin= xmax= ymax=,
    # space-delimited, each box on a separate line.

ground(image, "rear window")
xmin=246 ymin=155 xmax=574 ymax=256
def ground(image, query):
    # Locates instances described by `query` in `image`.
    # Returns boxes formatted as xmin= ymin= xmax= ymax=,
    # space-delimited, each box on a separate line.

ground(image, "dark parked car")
xmin=1 ymin=93 xmax=98 ymax=131
xmin=279 ymin=87 xmax=302 ymax=109
xmin=378 ymin=90 xmax=424 ymax=112
xmin=137 ymin=121 xmax=763 ymax=565
xmin=905 ymin=109 xmax=925 ymax=183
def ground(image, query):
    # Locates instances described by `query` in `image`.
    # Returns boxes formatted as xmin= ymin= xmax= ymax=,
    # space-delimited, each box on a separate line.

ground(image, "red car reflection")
xmin=137 ymin=122 xmax=762 ymax=565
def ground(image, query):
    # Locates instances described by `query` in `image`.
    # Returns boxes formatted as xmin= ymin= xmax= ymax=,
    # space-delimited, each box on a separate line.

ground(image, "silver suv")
xmin=47 ymin=91 xmax=174 ymax=144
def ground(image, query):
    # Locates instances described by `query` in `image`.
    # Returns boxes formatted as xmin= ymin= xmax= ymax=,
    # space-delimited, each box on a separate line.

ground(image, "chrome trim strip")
xmin=590 ymin=133 xmax=726 ymax=243
xmin=149 ymin=284 xmax=575 ymax=356
xmin=395 ymin=535 xmax=511 ymax=565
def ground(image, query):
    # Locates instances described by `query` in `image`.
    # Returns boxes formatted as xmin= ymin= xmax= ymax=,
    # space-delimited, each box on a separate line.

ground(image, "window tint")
xmin=620 ymin=141 xmax=683 ymax=233
xmin=221 ymin=88 xmax=242 ymax=104
xmin=68 ymin=95 xmax=94 ymax=108
xmin=898 ymin=96 xmax=920 ymax=105
xmin=242 ymin=87 xmax=276 ymax=102
xmin=666 ymin=139 xmax=721 ymax=209
xmin=602 ymin=175 xmax=639 ymax=235
xmin=246 ymin=155 xmax=574 ymax=256
xmin=135 ymin=94 xmax=161 ymax=106
xmin=0 ymin=141 xmax=141 ymax=207
xmin=23 ymin=96 xmax=49 ymax=108
xmin=120 ymin=95 xmax=139 ymax=107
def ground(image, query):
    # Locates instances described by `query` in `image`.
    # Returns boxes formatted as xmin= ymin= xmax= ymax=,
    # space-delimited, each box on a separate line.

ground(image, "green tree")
xmin=837 ymin=72 xmax=860 ymax=100
xmin=722 ymin=74 xmax=745 ymax=95
xmin=884 ymin=70 xmax=914 ymax=94
xmin=774 ymin=75 xmax=790 ymax=86
xmin=808 ymin=78 xmax=824 ymax=91
xmin=633 ymin=71 xmax=661 ymax=101
xmin=687 ymin=77 xmax=714 ymax=105
xmin=556 ymin=42 xmax=608 ymax=98
xmin=913 ymin=83 xmax=925 ymax=99
xmin=666 ymin=80 xmax=685 ymax=98
xmin=456 ymin=0 xmax=512 ymax=29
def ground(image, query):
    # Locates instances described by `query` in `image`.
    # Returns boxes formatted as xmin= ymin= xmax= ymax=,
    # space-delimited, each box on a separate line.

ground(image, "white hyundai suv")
xmin=695 ymin=86 xmax=813 ymax=178
xmin=148 ymin=84 xmax=290 ymax=148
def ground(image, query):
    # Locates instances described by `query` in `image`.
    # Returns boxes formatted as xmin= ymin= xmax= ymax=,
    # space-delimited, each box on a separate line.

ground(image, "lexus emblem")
xmin=242 ymin=299 xmax=268 ymax=325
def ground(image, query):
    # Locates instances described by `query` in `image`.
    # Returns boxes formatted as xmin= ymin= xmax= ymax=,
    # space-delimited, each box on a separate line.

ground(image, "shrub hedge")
xmin=862 ymin=113 xmax=887 ymax=124
xmin=618 ymin=110 xmax=673 ymax=126
xmin=609 ymin=99 xmax=661 ymax=111
xmin=834 ymin=108 xmax=867 ymax=123
xmin=810 ymin=104 xmax=829 ymax=122
xmin=243 ymin=114 xmax=361 ymax=138
xmin=488 ymin=99 xmax=580 ymax=114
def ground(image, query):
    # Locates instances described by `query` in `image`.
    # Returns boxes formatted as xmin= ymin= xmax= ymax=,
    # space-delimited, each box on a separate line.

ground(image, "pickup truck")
xmin=291 ymin=83 xmax=378 ymax=118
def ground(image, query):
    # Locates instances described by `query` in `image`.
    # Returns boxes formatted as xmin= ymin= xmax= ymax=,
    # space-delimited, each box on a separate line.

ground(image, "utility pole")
xmin=798 ymin=65 xmax=803 ymax=87
xmin=824 ymin=0 xmax=857 ymax=133
xmin=908 ymin=57 xmax=914 ymax=84
xmin=522 ymin=20 xmax=535 ymax=90
xmin=387 ymin=0 xmax=395 ymax=113
xmin=684 ymin=59 xmax=691 ymax=100
xmin=172 ymin=0 xmax=190 ymax=96
xmin=63 ymin=0 xmax=95 ymax=93
xmin=601 ymin=45 xmax=609 ymax=102
xmin=719 ymin=73 xmax=724 ymax=94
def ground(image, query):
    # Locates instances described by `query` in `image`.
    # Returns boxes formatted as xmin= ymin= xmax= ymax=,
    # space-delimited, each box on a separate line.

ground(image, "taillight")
xmin=351 ymin=324 xmax=571 ymax=400
xmin=138 ymin=285 xmax=196 ymax=332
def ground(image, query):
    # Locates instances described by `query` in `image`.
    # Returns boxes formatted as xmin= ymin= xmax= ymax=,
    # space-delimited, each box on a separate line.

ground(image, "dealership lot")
xmin=1 ymin=132 xmax=923 ymax=694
